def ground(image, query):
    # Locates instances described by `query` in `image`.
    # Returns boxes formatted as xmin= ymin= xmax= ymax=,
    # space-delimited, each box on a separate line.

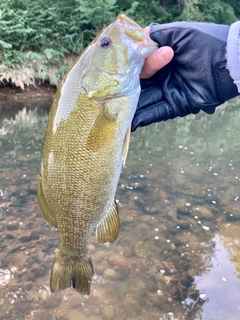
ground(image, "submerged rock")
xmin=134 ymin=241 xmax=152 ymax=257
xmin=104 ymin=268 xmax=122 ymax=280
xmin=108 ymin=253 xmax=129 ymax=267
xmin=101 ymin=305 xmax=115 ymax=319
xmin=33 ymin=311 xmax=53 ymax=320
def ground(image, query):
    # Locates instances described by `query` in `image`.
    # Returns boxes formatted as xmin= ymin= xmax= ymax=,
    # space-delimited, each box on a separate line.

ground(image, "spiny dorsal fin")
xmin=96 ymin=199 xmax=120 ymax=245
xmin=122 ymin=126 xmax=131 ymax=167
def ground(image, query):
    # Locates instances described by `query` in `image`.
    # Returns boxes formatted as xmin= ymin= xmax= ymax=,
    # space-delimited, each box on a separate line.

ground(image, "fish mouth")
xmin=116 ymin=14 xmax=158 ymax=49
xmin=117 ymin=14 xmax=141 ymax=29
xmin=117 ymin=14 xmax=144 ymax=42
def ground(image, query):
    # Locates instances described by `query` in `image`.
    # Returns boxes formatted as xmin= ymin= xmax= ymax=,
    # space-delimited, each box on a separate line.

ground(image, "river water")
xmin=1 ymin=97 xmax=240 ymax=320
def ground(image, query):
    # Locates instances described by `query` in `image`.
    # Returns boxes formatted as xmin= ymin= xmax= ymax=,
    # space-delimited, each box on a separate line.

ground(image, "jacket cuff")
xmin=227 ymin=21 xmax=240 ymax=93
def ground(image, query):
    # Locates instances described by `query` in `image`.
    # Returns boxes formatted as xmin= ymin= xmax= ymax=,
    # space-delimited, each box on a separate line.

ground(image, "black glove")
xmin=132 ymin=21 xmax=239 ymax=131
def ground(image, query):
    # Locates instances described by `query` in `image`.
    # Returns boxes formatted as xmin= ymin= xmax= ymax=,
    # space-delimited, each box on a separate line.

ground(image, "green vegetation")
xmin=0 ymin=0 xmax=239 ymax=89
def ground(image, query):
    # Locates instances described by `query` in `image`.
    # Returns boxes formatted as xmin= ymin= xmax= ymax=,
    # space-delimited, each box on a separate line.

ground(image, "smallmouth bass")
xmin=38 ymin=14 xmax=157 ymax=296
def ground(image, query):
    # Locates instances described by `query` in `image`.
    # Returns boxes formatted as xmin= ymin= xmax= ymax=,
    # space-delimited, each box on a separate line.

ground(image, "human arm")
xmin=132 ymin=21 xmax=240 ymax=131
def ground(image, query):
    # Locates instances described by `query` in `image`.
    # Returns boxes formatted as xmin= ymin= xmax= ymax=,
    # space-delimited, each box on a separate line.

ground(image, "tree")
xmin=179 ymin=0 xmax=237 ymax=23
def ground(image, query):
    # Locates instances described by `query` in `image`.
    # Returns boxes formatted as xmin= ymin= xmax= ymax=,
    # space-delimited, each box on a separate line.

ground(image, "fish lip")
xmin=117 ymin=14 xmax=141 ymax=29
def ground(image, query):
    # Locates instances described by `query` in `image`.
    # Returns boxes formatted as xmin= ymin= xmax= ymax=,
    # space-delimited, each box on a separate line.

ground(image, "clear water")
xmin=1 ymin=97 xmax=240 ymax=320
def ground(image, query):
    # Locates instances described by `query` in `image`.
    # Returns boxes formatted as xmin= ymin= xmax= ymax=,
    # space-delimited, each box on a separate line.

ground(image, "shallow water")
xmin=1 ymin=97 xmax=240 ymax=320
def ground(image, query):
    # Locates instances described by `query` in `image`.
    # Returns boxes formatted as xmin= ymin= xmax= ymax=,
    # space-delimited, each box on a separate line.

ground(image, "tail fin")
xmin=50 ymin=251 xmax=94 ymax=296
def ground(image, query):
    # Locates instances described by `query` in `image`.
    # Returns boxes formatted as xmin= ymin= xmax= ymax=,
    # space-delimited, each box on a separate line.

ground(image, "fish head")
xmin=51 ymin=15 xmax=157 ymax=133
xmin=90 ymin=14 xmax=158 ymax=76
xmin=81 ymin=14 xmax=158 ymax=103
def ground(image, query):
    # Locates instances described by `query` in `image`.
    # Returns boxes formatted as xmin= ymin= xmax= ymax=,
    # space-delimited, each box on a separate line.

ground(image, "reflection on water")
xmin=1 ymin=97 xmax=240 ymax=320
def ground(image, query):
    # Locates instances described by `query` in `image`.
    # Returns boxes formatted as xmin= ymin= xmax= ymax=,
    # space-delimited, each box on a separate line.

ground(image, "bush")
xmin=0 ymin=0 xmax=238 ymax=89
xmin=0 ymin=0 xmax=120 ymax=88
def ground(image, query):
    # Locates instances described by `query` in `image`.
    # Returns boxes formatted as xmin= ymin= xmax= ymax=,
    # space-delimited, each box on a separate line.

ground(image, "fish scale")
xmin=38 ymin=14 xmax=157 ymax=296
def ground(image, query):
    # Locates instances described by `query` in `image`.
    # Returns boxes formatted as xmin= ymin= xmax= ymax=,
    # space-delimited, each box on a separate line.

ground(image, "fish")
xmin=37 ymin=14 xmax=157 ymax=296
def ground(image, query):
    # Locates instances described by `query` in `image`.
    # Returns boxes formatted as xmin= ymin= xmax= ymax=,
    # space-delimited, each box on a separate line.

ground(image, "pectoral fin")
xmin=86 ymin=104 xmax=118 ymax=151
xmin=122 ymin=126 xmax=131 ymax=167
xmin=96 ymin=200 xmax=120 ymax=245
xmin=37 ymin=176 xmax=57 ymax=228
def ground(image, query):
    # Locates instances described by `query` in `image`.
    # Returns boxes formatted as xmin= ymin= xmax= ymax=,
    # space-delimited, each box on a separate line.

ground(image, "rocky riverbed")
xmin=1 ymin=97 xmax=240 ymax=320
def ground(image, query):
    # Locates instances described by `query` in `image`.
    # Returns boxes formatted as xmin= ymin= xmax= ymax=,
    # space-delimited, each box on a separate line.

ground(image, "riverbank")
xmin=0 ymin=84 xmax=56 ymax=102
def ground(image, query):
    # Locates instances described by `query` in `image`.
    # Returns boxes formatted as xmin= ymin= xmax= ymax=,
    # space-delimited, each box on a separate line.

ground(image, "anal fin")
xmin=96 ymin=200 xmax=120 ymax=245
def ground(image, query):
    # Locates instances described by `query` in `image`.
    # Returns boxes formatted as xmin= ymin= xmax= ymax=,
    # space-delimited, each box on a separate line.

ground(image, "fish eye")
xmin=99 ymin=37 xmax=111 ymax=48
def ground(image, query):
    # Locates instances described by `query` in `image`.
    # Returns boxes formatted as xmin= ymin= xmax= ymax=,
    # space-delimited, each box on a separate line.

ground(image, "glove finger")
xmin=131 ymin=101 xmax=173 ymax=132
xmin=139 ymin=78 xmax=155 ymax=90
xmin=150 ymin=22 xmax=229 ymax=44
xmin=137 ymin=84 xmax=164 ymax=110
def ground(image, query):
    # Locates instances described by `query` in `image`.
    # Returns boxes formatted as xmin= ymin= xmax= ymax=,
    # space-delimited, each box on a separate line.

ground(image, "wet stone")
xmin=28 ymin=182 xmax=37 ymax=195
xmin=160 ymin=301 xmax=173 ymax=313
xmin=29 ymin=230 xmax=40 ymax=240
xmin=124 ymin=300 xmax=140 ymax=318
xmin=165 ymin=242 xmax=176 ymax=251
xmin=134 ymin=241 xmax=152 ymax=257
xmin=82 ymin=316 xmax=100 ymax=320
xmin=24 ymin=281 xmax=33 ymax=291
xmin=145 ymin=206 xmax=159 ymax=215
xmin=41 ymin=241 xmax=56 ymax=253
xmin=134 ymin=198 xmax=145 ymax=209
xmin=181 ymin=276 xmax=194 ymax=289
xmin=5 ymin=220 xmax=19 ymax=230
xmin=134 ymin=287 xmax=146 ymax=299
xmin=123 ymin=246 xmax=133 ymax=257
xmin=21 ymin=271 xmax=35 ymax=282
xmin=20 ymin=234 xmax=33 ymax=242
xmin=33 ymin=311 xmax=53 ymax=320
xmin=117 ymin=281 xmax=129 ymax=295
xmin=5 ymin=233 xmax=15 ymax=240
xmin=17 ymin=188 xmax=29 ymax=197
xmin=88 ymin=244 xmax=96 ymax=251
xmin=27 ymin=257 xmax=37 ymax=265
xmin=43 ymin=294 xmax=62 ymax=309
xmin=225 ymin=207 xmax=240 ymax=221
xmin=108 ymin=253 xmax=129 ymax=267
xmin=118 ymin=266 xmax=130 ymax=277
xmin=192 ymin=225 xmax=204 ymax=235
xmin=177 ymin=221 xmax=190 ymax=230
xmin=169 ymin=284 xmax=178 ymax=296
xmin=88 ymin=306 xmax=100 ymax=316
xmin=32 ymin=264 xmax=47 ymax=278
xmin=193 ymin=206 xmax=213 ymax=220
xmin=177 ymin=202 xmax=191 ymax=216
xmin=156 ymin=293 xmax=168 ymax=306
xmin=9 ymin=196 xmax=22 ymax=207
xmin=104 ymin=268 xmax=123 ymax=280
xmin=20 ymin=230 xmax=40 ymax=242
xmin=101 ymin=305 xmax=115 ymax=319
xmin=145 ymin=280 xmax=158 ymax=292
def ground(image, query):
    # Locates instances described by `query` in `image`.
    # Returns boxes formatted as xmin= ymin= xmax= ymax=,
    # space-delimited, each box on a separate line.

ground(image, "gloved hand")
xmin=132 ymin=21 xmax=239 ymax=131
